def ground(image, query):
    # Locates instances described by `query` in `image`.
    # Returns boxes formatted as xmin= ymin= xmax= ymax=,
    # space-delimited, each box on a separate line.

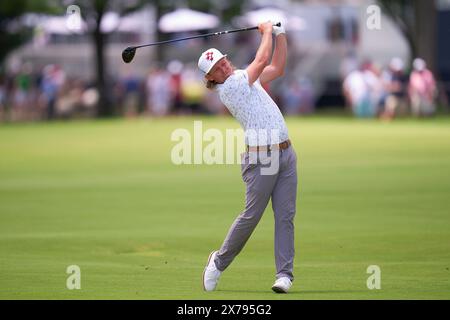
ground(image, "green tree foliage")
xmin=0 ymin=0 xmax=60 ymax=68
xmin=378 ymin=0 xmax=436 ymax=70
xmin=66 ymin=0 xmax=147 ymax=117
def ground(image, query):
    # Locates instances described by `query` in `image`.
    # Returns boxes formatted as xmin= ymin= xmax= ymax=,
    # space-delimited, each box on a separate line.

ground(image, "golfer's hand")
xmin=258 ymin=21 xmax=273 ymax=34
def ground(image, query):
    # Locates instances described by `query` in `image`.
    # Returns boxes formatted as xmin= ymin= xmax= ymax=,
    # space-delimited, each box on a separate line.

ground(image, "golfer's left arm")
xmin=260 ymin=26 xmax=287 ymax=84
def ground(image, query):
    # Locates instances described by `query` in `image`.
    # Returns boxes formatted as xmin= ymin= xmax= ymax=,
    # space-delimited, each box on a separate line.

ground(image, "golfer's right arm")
xmin=246 ymin=22 xmax=273 ymax=85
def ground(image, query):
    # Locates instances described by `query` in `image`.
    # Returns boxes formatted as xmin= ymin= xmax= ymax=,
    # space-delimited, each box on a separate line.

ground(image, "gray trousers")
xmin=214 ymin=146 xmax=298 ymax=281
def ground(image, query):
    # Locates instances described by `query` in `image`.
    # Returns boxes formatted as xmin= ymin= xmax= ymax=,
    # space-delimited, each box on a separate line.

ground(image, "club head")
xmin=122 ymin=47 xmax=136 ymax=63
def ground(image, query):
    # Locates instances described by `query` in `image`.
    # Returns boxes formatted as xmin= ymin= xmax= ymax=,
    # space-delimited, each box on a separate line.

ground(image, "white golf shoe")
xmin=202 ymin=251 xmax=221 ymax=291
xmin=271 ymin=277 xmax=292 ymax=293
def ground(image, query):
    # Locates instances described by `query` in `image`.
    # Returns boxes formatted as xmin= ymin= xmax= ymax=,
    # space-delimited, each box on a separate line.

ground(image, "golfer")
xmin=198 ymin=21 xmax=298 ymax=293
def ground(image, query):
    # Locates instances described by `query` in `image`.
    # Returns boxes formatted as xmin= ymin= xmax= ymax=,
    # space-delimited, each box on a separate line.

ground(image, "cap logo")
xmin=205 ymin=51 xmax=214 ymax=61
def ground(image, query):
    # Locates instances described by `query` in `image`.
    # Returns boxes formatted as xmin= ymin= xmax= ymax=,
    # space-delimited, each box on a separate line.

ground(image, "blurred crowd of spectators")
xmin=0 ymin=59 xmax=316 ymax=121
xmin=342 ymin=57 xmax=438 ymax=119
xmin=0 ymin=63 xmax=100 ymax=121
xmin=0 ymin=56 xmax=440 ymax=122
xmin=106 ymin=59 xmax=316 ymax=117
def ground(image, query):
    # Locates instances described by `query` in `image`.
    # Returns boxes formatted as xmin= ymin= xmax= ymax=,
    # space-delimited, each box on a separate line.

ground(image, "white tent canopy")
xmin=37 ymin=16 xmax=87 ymax=34
xmin=24 ymin=8 xmax=154 ymax=35
xmin=158 ymin=8 xmax=219 ymax=33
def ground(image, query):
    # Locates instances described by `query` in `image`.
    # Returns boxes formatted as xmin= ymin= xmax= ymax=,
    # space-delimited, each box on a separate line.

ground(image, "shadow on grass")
xmin=217 ymin=289 xmax=369 ymax=295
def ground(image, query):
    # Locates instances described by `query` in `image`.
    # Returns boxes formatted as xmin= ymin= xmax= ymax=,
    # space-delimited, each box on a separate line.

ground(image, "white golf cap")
xmin=198 ymin=48 xmax=227 ymax=74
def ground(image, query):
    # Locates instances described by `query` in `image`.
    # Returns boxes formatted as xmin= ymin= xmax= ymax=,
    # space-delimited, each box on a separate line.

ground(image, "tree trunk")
xmin=154 ymin=1 xmax=163 ymax=62
xmin=91 ymin=2 xmax=114 ymax=118
xmin=93 ymin=26 xmax=112 ymax=117
xmin=380 ymin=0 xmax=437 ymax=70
xmin=154 ymin=0 xmax=173 ymax=63
xmin=414 ymin=0 xmax=436 ymax=72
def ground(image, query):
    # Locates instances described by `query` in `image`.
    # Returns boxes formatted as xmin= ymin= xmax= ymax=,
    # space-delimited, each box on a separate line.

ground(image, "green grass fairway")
xmin=1 ymin=116 xmax=450 ymax=299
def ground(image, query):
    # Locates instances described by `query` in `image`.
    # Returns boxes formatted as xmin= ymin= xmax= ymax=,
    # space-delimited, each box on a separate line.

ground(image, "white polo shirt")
xmin=216 ymin=69 xmax=289 ymax=146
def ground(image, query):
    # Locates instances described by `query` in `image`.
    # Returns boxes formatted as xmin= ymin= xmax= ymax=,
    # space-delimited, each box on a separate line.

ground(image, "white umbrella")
xmin=100 ymin=12 xmax=120 ymax=33
xmin=239 ymin=7 xmax=307 ymax=31
xmin=158 ymin=8 xmax=219 ymax=33
xmin=102 ymin=9 xmax=154 ymax=33
xmin=117 ymin=7 xmax=155 ymax=33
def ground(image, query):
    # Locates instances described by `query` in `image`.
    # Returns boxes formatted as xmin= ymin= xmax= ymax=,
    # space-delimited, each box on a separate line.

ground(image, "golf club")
xmin=122 ymin=22 xmax=281 ymax=63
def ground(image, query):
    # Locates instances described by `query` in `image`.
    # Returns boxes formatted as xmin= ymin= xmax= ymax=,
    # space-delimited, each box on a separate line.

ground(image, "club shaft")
xmin=133 ymin=23 xmax=280 ymax=49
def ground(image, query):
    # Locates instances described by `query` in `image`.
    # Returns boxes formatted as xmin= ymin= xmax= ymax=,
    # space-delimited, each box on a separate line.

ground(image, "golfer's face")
xmin=208 ymin=58 xmax=233 ymax=84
